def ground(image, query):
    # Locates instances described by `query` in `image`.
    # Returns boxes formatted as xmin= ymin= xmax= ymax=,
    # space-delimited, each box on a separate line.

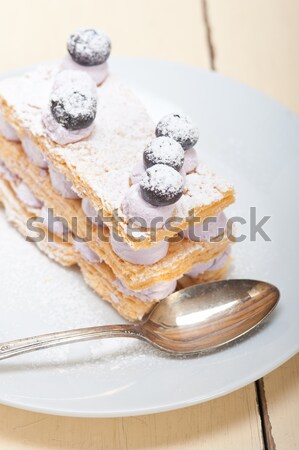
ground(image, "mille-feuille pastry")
xmin=0 ymin=165 xmax=231 ymax=321
xmin=0 ymin=28 xmax=235 ymax=321
xmin=0 ymin=135 xmax=231 ymax=291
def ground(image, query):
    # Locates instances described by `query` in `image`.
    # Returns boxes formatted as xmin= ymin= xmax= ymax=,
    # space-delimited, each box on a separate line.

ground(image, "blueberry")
xmin=143 ymin=136 xmax=184 ymax=171
xmin=67 ymin=29 xmax=111 ymax=66
xmin=140 ymin=164 xmax=184 ymax=207
xmin=155 ymin=113 xmax=199 ymax=150
xmin=51 ymin=90 xmax=97 ymax=130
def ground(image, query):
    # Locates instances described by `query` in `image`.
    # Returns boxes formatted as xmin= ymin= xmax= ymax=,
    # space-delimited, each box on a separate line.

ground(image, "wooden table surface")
xmin=0 ymin=1 xmax=298 ymax=448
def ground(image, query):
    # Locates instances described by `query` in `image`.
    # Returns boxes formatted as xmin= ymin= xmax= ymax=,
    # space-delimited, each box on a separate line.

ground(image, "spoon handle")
xmin=0 ymin=324 xmax=142 ymax=360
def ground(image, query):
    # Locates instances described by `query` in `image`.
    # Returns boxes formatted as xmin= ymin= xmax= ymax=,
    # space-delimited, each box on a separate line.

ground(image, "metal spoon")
xmin=0 ymin=279 xmax=279 ymax=360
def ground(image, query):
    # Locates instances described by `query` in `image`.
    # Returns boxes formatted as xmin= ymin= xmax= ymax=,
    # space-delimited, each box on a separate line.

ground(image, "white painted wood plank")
xmin=0 ymin=384 xmax=262 ymax=449
xmin=208 ymin=0 xmax=299 ymax=113
xmin=263 ymin=355 xmax=299 ymax=450
xmin=0 ymin=0 xmax=209 ymax=71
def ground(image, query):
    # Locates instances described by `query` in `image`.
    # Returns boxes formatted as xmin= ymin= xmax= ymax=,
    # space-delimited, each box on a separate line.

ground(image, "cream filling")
xmin=81 ymin=197 xmax=103 ymax=226
xmin=60 ymin=55 xmax=109 ymax=86
xmin=0 ymin=112 xmax=19 ymax=142
xmin=74 ymin=238 xmax=102 ymax=263
xmin=186 ymin=248 xmax=231 ymax=278
xmin=110 ymin=232 xmax=169 ymax=265
xmin=15 ymin=182 xmax=43 ymax=209
xmin=114 ymin=278 xmax=177 ymax=302
xmin=48 ymin=163 xmax=80 ymax=199
xmin=21 ymin=135 xmax=48 ymax=169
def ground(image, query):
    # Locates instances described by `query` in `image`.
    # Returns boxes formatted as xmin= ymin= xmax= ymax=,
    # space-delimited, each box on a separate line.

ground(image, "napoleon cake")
xmin=0 ymin=28 xmax=235 ymax=321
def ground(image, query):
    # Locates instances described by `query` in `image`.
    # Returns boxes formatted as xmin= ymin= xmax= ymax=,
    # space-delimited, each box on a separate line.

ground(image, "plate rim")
xmin=0 ymin=347 xmax=297 ymax=418
xmin=0 ymin=57 xmax=298 ymax=418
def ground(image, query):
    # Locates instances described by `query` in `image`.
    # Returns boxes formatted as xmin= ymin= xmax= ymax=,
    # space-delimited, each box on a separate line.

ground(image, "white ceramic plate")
xmin=0 ymin=58 xmax=298 ymax=418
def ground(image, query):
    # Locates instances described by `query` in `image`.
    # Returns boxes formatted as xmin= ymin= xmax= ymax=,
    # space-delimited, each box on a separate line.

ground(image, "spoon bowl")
xmin=0 ymin=279 xmax=280 ymax=360
xmin=142 ymin=279 xmax=280 ymax=353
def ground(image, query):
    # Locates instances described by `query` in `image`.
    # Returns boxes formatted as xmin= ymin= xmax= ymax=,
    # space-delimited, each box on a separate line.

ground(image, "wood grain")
xmin=0 ymin=0 xmax=297 ymax=448
xmin=256 ymin=379 xmax=276 ymax=450
xmin=0 ymin=0 xmax=209 ymax=71
xmin=207 ymin=1 xmax=299 ymax=447
xmin=0 ymin=384 xmax=262 ymax=450
xmin=261 ymin=354 xmax=299 ymax=450
xmin=207 ymin=0 xmax=299 ymax=113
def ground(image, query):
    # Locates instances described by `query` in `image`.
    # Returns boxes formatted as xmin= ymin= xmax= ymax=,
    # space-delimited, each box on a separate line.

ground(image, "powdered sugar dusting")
xmin=156 ymin=113 xmax=199 ymax=150
xmin=50 ymin=89 xmax=97 ymax=129
xmin=0 ymin=65 xmax=57 ymax=135
xmin=44 ymin=70 xmax=97 ymax=142
xmin=52 ymin=69 xmax=97 ymax=94
xmin=140 ymin=164 xmax=184 ymax=197
xmin=175 ymin=163 xmax=232 ymax=216
xmin=144 ymin=136 xmax=184 ymax=170
xmin=0 ymin=214 xmax=162 ymax=374
xmin=0 ymin=65 xmax=233 ymax=220
xmin=67 ymin=29 xmax=111 ymax=66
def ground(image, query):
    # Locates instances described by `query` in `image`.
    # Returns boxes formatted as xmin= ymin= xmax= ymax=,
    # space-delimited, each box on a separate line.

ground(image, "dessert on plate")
xmin=0 ymin=28 xmax=235 ymax=321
